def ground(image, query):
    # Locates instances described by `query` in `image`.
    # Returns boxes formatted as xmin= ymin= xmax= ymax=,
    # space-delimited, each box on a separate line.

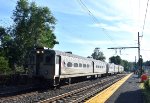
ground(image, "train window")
xmin=83 ymin=64 xmax=86 ymax=68
xmin=67 ymin=62 xmax=72 ymax=67
xmin=56 ymin=56 xmax=59 ymax=64
xmin=79 ymin=63 xmax=82 ymax=67
xmin=74 ymin=63 xmax=78 ymax=67
xmin=87 ymin=64 xmax=89 ymax=68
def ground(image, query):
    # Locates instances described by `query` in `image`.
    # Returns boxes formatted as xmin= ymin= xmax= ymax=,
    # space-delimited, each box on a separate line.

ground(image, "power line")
xmin=77 ymin=0 xmax=114 ymax=42
xmin=141 ymin=0 xmax=149 ymax=36
xmin=77 ymin=0 xmax=100 ymax=24
xmin=77 ymin=0 xmax=138 ymax=53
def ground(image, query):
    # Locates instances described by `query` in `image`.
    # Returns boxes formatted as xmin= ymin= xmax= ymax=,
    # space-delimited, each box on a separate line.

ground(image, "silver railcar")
xmin=28 ymin=48 xmax=123 ymax=86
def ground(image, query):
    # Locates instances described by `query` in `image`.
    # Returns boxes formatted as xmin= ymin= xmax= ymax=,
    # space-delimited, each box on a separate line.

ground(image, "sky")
xmin=0 ymin=0 xmax=150 ymax=62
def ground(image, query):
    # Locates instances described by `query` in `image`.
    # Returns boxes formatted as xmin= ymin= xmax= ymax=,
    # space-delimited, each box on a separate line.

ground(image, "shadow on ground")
xmin=114 ymin=89 xmax=144 ymax=103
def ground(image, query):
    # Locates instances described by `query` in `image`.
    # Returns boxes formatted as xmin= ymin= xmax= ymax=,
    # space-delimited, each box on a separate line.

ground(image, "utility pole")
xmin=138 ymin=32 xmax=143 ymax=77
xmin=138 ymin=32 xmax=140 ymax=62
xmin=108 ymin=32 xmax=143 ymax=76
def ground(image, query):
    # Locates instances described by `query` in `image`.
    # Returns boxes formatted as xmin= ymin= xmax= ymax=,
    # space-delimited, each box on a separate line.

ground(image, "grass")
xmin=140 ymin=79 xmax=150 ymax=103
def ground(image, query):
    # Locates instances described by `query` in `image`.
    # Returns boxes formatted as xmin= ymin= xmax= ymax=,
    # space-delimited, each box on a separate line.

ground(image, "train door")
xmin=92 ymin=61 xmax=94 ymax=73
xmin=36 ymin=50 xmax=44 ymax=76
xmin=55 ymin=55 xmax=61 ymax=76
xmin=106 ymin=64 xmax=109 ymax=75
xmin=54 ymin=55 xmax=61 ymax=86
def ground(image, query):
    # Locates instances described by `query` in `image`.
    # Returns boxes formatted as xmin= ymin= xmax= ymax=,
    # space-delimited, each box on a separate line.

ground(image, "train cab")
xmin=28 ymin=47 xmax=60 ymax=86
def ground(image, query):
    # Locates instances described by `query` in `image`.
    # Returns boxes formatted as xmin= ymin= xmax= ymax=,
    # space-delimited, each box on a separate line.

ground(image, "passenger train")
xmin=28 ymin=47 xmax=124 ymax=86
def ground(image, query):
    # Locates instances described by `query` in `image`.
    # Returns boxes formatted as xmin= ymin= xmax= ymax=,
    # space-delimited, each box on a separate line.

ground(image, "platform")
xmin=85 ymin=73 xmax=144 ymax=103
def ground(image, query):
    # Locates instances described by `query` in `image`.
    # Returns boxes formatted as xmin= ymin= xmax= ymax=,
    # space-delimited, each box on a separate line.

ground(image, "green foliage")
xmin=91 ymin=48 xmax=106 ymax=61
xmin=0 ymin=56 xmax=10 ymax=74
xmin=15 ymin=66 xmax=25 ymax=74
xmin=12 ymin=0 xmax=58 ymax=48
xmin=121 ymin=60 xmax=131 ymax=71
xmin=109 ymin=55 xmax=121 ymax=65
xmin=0 ymin=0 xmax=58 ymax=69
xmin=11 ymin=0 xmax=58 ymax=66
xmin=143 ymin=60 xmax=150 ymax=66
xmin=109 ymin=55 xmax=131 ymax=71
xmin=144 ymin=80 xmax=150 ymax=90
xmin=141 ymin=80 xmax=150 ymax=103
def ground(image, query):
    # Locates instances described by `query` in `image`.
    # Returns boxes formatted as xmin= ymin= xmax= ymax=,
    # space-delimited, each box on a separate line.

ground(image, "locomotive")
xmin=28 ymin=47 xmax=124 ymax=86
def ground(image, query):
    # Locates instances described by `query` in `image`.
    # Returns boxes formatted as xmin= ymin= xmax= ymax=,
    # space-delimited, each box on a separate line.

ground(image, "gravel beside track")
xmin=0 ymin=74 xmax=126 ymax=103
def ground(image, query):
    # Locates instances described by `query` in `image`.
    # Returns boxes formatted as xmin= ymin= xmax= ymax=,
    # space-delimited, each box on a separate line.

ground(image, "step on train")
xmin=27 ymin=47 xmax=124 ymax=86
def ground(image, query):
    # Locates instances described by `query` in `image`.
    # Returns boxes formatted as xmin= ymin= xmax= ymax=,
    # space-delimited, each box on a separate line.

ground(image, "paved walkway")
xmin=106 ymin=74 xmax=144 ymax=103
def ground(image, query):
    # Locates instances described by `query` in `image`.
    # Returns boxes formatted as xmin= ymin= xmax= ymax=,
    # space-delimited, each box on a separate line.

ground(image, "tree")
xmin=109 ymin=55 xmax=131 ymax=71
xmin=9 ymin=0 xmax=58 ymax=67
xmin=0 ymin=56 xmax=10 ymax=74
xmin=91 ymin=48 xmax=106 ymax=61
xmin=121 ymin=60 xmax=131 ymax=71
xmin=143 ymin=60 xmax=150 ymax=66
xmin=0 ymin=27 xmax=19 ymax=69
xmin=0 ymin=0 xmax=59 ymax=71
xmin=109 ymin=55 xmax=121 ymax=65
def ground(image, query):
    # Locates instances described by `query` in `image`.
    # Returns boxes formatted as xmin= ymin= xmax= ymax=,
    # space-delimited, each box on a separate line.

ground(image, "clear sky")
xmin=1 ymin=0 xmax=150 ymax=62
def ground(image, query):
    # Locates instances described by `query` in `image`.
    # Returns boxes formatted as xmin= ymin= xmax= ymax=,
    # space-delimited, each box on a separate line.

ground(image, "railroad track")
xmin=39 ymin=74 xmax=125 ymax=103
xmin=0 ymin=74 xmax=126 ymax=103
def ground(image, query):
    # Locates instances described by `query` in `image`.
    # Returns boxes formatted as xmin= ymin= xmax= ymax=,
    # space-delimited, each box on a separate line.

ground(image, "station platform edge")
xmin=85 ymin=73 xmax=132 ymax=103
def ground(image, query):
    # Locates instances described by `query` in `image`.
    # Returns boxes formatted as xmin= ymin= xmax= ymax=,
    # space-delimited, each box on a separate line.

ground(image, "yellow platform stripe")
xmin=85 ymin=73 xmax=133 ymax=103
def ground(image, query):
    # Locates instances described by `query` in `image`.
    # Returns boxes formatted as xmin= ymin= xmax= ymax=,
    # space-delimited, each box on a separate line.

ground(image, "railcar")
xmin=28 ymin=47 xmax=123 ymax=86
xmin=114 ymin=64 xmax=119 ymax=74
xmin=118 ymin=65 xmax=124 ymax=73
xmin=28 ymin=47 xmax=106 ymax=86
xmin=92 ymin=59 xmax=107 ymax=77
xmin=107 ymin=63 xmax=115 ymax=75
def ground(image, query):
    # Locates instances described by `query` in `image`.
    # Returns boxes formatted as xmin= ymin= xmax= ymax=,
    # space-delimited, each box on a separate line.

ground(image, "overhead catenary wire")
xmin=138 ymin=0 xmax=150 ymax=61
xmin=77 ymin=0 xmax=114 ymax=43
xmin=141 ymin=0 xmax=149 ymax=37
xmin=77 ymin=0 xmax=138 ymax=57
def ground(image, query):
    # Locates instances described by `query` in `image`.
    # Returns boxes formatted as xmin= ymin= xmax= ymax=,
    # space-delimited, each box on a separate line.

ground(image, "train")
xmin=27 ymin=47 xmax=124 ymax=86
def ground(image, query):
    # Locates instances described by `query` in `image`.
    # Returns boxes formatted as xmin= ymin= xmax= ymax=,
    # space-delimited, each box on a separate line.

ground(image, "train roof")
xmin=33 ymin=47 xmax=123 ymax=66
xmin=44 ymin=49 xmax=106 ymax=63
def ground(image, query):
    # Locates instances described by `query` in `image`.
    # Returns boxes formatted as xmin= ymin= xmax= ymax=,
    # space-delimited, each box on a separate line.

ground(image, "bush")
xmin=0 ymin=56 xmax=10 ymax=74
xmin=144 ymin=79 xmax=150 ymax=90
xmin=15 ymin=66 xmax=25 ymax=74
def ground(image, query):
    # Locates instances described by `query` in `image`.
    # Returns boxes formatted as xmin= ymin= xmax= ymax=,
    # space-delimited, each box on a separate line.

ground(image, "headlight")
xmin=37 ymin=51 xmax=40 ymax=53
